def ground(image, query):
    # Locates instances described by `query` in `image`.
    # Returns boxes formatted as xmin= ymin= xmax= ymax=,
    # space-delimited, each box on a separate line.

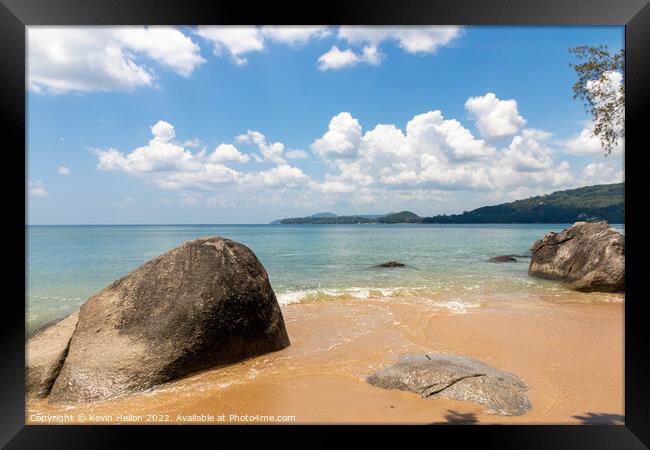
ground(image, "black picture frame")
xmin=1 ymin=0 xmax=648 ymax=447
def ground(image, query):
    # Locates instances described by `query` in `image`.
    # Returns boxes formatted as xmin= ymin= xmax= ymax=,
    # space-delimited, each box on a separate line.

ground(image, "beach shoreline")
xmin=27 ymin=292 xmax=624 ymax=425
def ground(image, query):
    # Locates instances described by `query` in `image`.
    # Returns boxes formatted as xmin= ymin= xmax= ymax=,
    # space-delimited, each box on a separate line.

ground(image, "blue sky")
xmin=27 ymin=26 xmax=624 ymax=224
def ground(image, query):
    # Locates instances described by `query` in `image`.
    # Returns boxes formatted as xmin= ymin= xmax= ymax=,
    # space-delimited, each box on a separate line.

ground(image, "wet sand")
xmin=27 ymin=294 xmax=624 ymax=425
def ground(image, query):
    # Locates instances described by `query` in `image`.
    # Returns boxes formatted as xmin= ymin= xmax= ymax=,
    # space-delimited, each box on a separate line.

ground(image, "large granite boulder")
xmin=46 ymin=236 xmax=290 ymax=403
xmin=366 ymin=353 xmax=531 ymax=416
xmin=528 ymin=221 xmax=624 ymax=292
xmin=26 ymin=311 xmax=79 ymax=398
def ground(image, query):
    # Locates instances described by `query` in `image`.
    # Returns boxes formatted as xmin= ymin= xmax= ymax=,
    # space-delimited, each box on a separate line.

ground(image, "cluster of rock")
xmin=27 ymin=237 xmax=290 ymax=403
xmin=27 ymin=220 xmax=623 ymax=416
xmin=486 ymin=221 xmax=624 ymax=293
xmin=364 ymin=222 xmax=623 ymax=414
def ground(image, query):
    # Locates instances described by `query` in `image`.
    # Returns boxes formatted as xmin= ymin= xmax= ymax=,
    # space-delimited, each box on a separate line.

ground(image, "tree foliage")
xmin=569 ymin=45 xmax=624 ymax=155
xmin=422 ymin=183 xmax=624 ymax=224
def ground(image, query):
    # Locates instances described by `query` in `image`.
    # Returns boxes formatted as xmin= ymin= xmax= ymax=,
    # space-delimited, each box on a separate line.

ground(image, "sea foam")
xmin=431 ymin=300 xmax=482 ymax=314
xmin=275 ymin=286 xmax=428 ymax=306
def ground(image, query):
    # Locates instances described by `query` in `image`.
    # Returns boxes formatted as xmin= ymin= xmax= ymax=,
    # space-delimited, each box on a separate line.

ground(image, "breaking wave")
xmin=276 ymin=286 xmax=430 ymax=306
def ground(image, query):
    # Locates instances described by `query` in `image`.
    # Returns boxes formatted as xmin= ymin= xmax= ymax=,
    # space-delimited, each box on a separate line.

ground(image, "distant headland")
xmin=274 ymin=183 xmax=624 ymax=224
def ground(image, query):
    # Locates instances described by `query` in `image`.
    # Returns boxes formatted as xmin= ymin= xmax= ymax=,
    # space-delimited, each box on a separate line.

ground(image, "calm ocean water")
xmin=26 ymin=224 xmax=624 ymax=331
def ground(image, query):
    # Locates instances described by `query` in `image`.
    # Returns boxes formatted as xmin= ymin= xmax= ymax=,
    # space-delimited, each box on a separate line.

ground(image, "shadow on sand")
xmin=572 ymin=412 xmax=624 ymax=425
xmin=429 ymin=410 xmax=624 ymax=425
xmin=430 ymin=410 xmax=480 ymax=424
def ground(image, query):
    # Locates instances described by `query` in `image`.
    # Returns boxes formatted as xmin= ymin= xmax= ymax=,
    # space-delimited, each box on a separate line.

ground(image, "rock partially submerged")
xmin=372 ymin=261 xmax=406 ymax=268
xmin=528 ymin=221 xmax=624 ymax=292
xmin=489 ymin=255 xmax=517 ymax=263
xmin=488 ymin=255 xmax=526 ymax=262
xmin=26 ymin=311 xmax=79 ymax=398
xmin=366 ymin=353 xmax=531 ymax=416
xmin=32 ymin=236 xmax=289 ymax=403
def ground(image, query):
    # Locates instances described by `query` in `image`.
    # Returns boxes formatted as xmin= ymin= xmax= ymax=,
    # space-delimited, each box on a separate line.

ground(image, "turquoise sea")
xmin=26 ymin=224 xmax=624 ymax=331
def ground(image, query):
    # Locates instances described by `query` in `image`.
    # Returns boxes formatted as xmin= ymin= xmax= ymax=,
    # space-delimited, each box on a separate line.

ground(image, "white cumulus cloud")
xmin=338 ymin=26 xmax=462 ymax=53
xmin=581 ymin=162 xmax=624 ymax=184
xmin=501 ymin=129 xmax=554 ymax=172
xmin=28 ymin=27 xmax=205 ymax=93
xmin=95 ymin=120 xmax=310 ymax=194
xmin=311 ymin=112 xmax=362 ymax=158
xmin=308 ymin=103 xmax=573 ymax=203
xmin=195 ymin=26 xmax=264 ymax=65
xmin=317 ymin=45 xmax=381 ymax=70
xmin=57 ymin=166 xmax=71 ymax=176
xmin=465 ymin=92 xmax=526 ymax=139
xmin=97 ymin=120 xmax=200 ymax=174
xmin=197 ymin=26 xmax=332 ymax=65
xmin=318 ymin=26 xmax=462 ymax=70
xmin=244 ymin=164 xmax=309 ymax=188
xmin=208 ymin=144 xmax=250 ymax=164
xmin=260 ymin=26 xmax=331 ymax=45
xmin=565 ymin=121 xmax=624 ymax=155
xmin=92 ymin=94 xmax=614 ymax=215
xmin=28 ymin=181 xmax=48 ymax=197
xmin=182 ymin=138 xmax=203 ymax=148
xmin=237 ymin=130 xmax=287 ymax=164
xmin=285 ymin=149 xmax=308 ymax=159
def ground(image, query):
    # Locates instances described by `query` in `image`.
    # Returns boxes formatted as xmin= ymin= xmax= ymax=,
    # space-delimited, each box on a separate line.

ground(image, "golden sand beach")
xmin=27 ymin=292 xmax=624 ymax=425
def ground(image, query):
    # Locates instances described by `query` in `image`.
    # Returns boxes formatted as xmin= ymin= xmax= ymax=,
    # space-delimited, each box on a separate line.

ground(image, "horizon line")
xmin=26 ymin=222 xmax=625 ymax=227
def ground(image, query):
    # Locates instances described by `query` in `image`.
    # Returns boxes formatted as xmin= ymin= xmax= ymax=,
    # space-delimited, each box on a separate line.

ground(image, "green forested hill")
xmin=280 ymin=215 xmax=377 ymax=224
xmin=280 ymin=211 xmax=424 ymax=224
xmin=277 ymin=183 xmax=624 ymax=224
xmin=378 ymin=211 xmax=423 ymax=223
xmin=422 ymin=183 xmax=624 ymax=224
